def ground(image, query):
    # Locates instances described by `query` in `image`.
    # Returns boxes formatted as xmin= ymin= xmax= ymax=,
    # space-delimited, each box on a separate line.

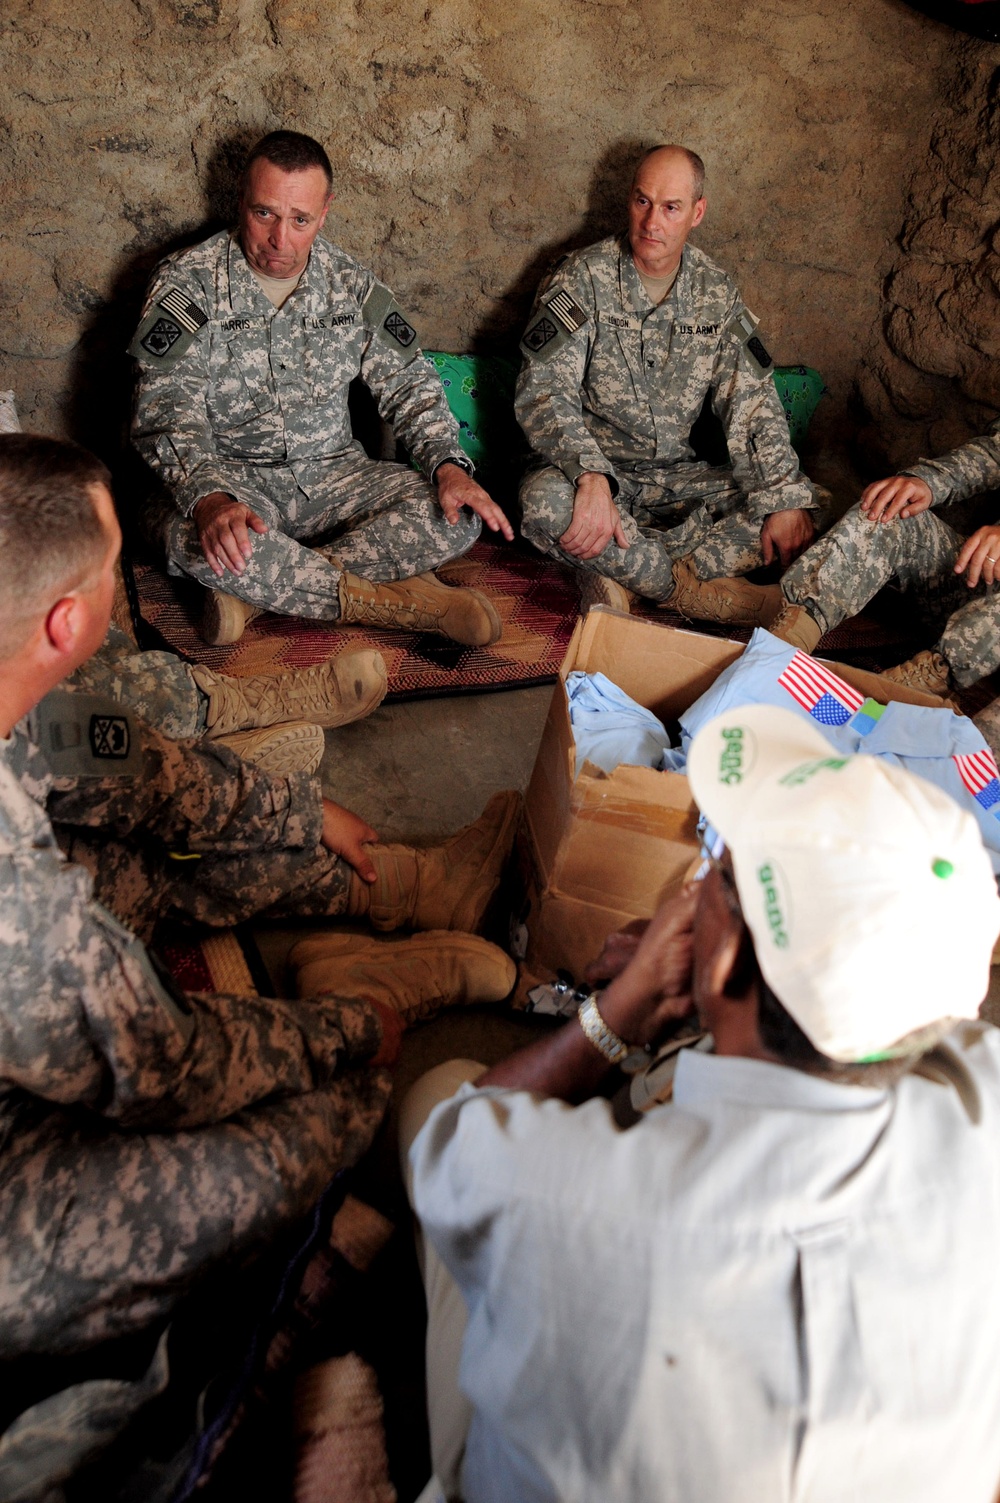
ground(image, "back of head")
xmin=242 ymin=130 xmax=333 ymax=192
xmin=0 ymin=434 xmax=111 ymax=662
xmin=688 ymin=704 xmax=1000 ymax=1073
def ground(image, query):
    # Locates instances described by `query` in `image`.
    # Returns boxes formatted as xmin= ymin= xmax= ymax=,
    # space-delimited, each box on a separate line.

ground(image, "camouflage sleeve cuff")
xmin=900 ymin=464 xmax=951 ymax=507
xmin=746 ymin=479 xmax=819 ymax=521
xmin=566 ymin=460 xmax=620 ymax=499
xmin=282 ymin=772 xmax=327 ymax=849
xmin=300 ymin=993 xmax=385 ymax=1071
xmin=430 ymin=453 xmax=476 ymax=482
xmin=176 ymin=468 xmax=257 ymax=518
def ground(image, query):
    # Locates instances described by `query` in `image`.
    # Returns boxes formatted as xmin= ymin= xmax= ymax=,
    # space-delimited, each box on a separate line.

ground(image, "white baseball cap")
xmin=687 ymin=704 xmax=1000 ymax=1062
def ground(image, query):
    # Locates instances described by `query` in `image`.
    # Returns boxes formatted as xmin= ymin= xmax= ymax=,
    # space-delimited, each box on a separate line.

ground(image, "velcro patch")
xmin=598 ymin=310 xmax=642 ymax=333
xmin=363 ymin=283 xmax=421 ymax=364
xmin=384 ymin=310 xmax=416 ymax=347
xmin=546 ymin=288 xmax=587 ymax=333
xmin=128 ymin=287 xmax=208 ymax=367
xmin=35 ymin=691 xmax=145 ymax=779
xmin=523 ymin=316 xmax=558 ymax=353
xmin=725 ymin=303 xmax=773 ymax=376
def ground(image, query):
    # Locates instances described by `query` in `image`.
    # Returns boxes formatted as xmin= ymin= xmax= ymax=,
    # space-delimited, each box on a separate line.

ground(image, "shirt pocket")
xmin=209 ymin=321 xmax=278 ymax=428
xmin=300 ymin=322 xmax=365 ymax=405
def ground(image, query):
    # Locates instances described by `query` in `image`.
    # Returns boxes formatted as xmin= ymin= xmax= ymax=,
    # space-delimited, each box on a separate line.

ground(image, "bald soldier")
xmin=131 ymin=130 xmax=512 ymax=648
xmin=516 ymin=145 xmax=824 ymax=623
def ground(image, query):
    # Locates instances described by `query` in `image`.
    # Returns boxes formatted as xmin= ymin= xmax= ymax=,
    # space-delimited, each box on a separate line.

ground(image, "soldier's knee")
xmin=520 ymin=467 xmax=575 ymax=545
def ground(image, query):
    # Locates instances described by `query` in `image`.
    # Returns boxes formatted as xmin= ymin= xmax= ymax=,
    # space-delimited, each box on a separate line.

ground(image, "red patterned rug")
xmin=154 ymin=922 xmax=264 ymax=996
xmin=132 ymin=540 xmax=581 ymax=701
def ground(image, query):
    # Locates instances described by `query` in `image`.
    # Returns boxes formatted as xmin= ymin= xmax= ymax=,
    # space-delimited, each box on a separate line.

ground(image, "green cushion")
xmin=424 ymin=352 xmax=523 ymax=491
xmin=772 ymin=364 xmax=826 ymax=453
xmin=426 ymin=353 xmax=826 ymax=480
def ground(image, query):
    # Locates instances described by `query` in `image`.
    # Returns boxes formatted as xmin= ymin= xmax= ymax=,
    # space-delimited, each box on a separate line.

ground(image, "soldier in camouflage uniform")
xmin=773 ymin=416 xmax=1000 ymax=695
xmin=515 ymin=146 xmax=823 ymax=624
xmin=0 ymin=435 xmax=519 ymax=1360
xmin=130 ymin=130 xmax=512 ymax=648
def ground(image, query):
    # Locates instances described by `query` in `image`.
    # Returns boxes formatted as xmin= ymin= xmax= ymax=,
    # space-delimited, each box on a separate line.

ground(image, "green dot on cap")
xmin=932 ymin=858 xmax=954 ymax=880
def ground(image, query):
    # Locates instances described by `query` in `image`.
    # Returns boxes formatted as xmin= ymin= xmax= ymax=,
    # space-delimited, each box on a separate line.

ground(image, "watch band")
xmin=577 ymin=992 xmax=630 ymax=1065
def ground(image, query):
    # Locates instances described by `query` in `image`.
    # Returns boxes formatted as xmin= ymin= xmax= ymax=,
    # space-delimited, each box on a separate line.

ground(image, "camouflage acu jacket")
xmin=905 ymin=416 xmax=1000 ymax=508
xmin=130 ymin=230 xmax=467 ymax=516
xmin=515 ymin=236 xmax=813 ymax=517
xmin=0 ymin=701 xmax=382 ymax=1135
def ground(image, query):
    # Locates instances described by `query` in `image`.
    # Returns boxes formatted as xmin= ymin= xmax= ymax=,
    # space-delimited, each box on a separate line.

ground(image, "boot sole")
xmin=201 ymin=591 xmax=257 ymax=646
xmin=215 ymin=722 xmax=325 ymax=776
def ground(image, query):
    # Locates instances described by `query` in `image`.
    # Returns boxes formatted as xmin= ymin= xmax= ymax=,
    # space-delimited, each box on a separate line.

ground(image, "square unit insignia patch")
xmin=384 ymin=311 xmax=416 ymax=347
xmin=141 ymin=317 xmax=183 ymax=358
xmin=524 ymin=316 xmax=558 ymax=352
xmin=90 ymin=714 xmax=131 ymax=759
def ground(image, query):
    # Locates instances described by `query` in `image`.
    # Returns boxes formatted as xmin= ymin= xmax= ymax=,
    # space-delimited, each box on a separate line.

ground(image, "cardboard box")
xmin=513 ymin=609 xmax=940 ymax=1002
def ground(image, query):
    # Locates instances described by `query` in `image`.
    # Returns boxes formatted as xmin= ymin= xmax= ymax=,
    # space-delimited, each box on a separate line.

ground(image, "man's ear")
xmin=44 ymin=595 xmax=82 ymax=659
xmin=691 ymin=197 xmax=707 ymax=230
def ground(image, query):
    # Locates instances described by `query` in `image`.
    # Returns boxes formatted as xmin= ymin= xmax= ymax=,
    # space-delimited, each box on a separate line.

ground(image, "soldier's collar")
xmin=226 ymin=234 xmax=273 ymax=316
xmin=620 ymin=241 xmax=690 ymax=315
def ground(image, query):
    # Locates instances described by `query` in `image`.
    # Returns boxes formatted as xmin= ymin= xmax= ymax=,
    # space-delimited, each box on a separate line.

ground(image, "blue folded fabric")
xmin=566 ymin=671 xmax=673 ymax=776
xmin=676 ymin=629 xmax=1000 ymax=874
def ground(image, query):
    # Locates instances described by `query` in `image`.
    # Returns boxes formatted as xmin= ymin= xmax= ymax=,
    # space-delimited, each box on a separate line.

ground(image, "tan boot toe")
xmin=362 ymin=789 xmax=522 ymax=933
xmin=290 ymin=930 xmax=517 ymax=1025
xmin=200 ymin=589 xmax=261 ymax=646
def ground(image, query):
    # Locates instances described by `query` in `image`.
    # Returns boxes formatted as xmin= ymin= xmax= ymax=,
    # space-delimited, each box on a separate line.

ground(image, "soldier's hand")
xmin=560 ymin=472 xmax=629 ymax=559
xmin=860 ymin=475 xmax=932 ymax=524
xmin=956 ymin=525 xmax=1000 ymax=589
xmin=194 ymin=491 xmax=269 ymax=578
xmin=760 ymin=508 xmax=814 ymax=569
xmin=321 ymin=798 xmax=380 ymax=883
xmin=435 ymin=463 xmax=515 ymax=542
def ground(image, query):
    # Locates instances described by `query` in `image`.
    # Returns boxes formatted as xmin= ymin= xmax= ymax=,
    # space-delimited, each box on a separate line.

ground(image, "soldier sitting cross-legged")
xmin=130 ymin=129 xmax=513 ymax=648
xmin=0 ymin=434 xmax=518 ymax=1362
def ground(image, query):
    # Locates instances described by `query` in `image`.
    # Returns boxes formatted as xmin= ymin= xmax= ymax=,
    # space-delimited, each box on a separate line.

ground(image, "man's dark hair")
xmin=634 ymin=145 xmax=706 ymax=202
xmin=242 ymin=131 xmax=333 ymax=193
xmin=718 ymin=865 xmax=947 ymax=1088
xmin=0 ymin=434 xmax=111 ymax=659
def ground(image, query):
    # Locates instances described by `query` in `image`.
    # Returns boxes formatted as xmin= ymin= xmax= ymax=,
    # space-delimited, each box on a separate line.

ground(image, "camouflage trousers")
xmin=165 ymin=441 xmax=481 ymax=619
xmin=60 ymin=823 xmax=352 ymax=945
xmin=520 ymin=460 xmax=821 ymax=601
xmin=781 ymin=504 xmax=1000 ymax=687
xmin=0 ymin=1061 xmax=390 ymax=1357
xmin=67 ymin=623 xmax=207 ymax=739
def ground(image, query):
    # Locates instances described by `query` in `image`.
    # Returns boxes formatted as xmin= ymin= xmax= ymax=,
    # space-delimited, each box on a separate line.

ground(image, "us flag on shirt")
xmin=777 ymin=652 xmax=865 ymax=727
xmin=953 ymin=749 xmax=1000 ymax=811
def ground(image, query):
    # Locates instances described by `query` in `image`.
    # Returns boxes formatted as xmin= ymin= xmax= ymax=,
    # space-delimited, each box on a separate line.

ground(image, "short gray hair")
xmin=634 ymin=144 xmax=706 ymax=201
xmin=0 ymin=435 xmax=111 ymax=659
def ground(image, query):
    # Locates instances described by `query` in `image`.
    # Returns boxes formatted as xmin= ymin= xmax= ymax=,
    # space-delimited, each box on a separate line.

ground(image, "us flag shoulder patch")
xmin=129 ymin=285 xmax=208 ymax=366
xmin=158 ymin=288 xmax=208 ymax=334
xmin=546 ymin=288 xmax=587 ymax=333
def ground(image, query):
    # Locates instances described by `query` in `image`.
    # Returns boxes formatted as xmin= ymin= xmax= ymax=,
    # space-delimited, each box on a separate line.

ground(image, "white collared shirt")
xmin=411 ymin=1023 xmax=1000 ymax=1502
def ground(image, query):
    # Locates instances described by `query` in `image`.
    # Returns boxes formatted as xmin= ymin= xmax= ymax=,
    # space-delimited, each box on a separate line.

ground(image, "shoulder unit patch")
xmin=128 ymin=287 xmax=208 ymax=368
xmin=725 ymin=303 xmax=774 ymax=377
xmin=520 ymin=286 xmax=590 ymax=362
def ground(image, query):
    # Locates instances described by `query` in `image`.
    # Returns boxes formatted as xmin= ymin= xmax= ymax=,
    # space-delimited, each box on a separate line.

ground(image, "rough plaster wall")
xmin=0 ymin=0 xmax=958 ymax=490
xmin=858 ymin=44 xmax=1000 ymax=475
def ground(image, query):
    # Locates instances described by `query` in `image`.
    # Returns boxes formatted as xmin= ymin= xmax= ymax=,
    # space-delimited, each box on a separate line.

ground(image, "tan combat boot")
xmin=337 ymin=570 xmax=502 ymax=647
xmin=668 ymin=557 xmax=784 ymax=628
xmin=291 ymin=930 xmax=517 ymax=1025
xmin=767 ymin=602 xmax=824 ymax=653
xmin=191 ymin=651 xmax=388 ymax=736
xmin=214 ymin=721 xmax=326 ymax=776
xmin=578 ymin=573 xmax=632 ymax=615
xmin=880 ymin=650 xmax=960 ymax=707
xmin=347 ymin=789 xmax=521 ymax=932
xmin=201 ymin=589 xmax=262 ymax=646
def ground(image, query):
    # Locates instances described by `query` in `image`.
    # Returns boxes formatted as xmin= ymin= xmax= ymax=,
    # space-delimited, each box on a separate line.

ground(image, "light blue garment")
xmin=566 ymin=671 xmax=673 ymax=776
xmin=675 ymin=628 xmax=1000 ymax=874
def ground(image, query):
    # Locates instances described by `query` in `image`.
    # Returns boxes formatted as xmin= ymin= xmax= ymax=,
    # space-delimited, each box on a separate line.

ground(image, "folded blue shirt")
xmin=676 ymin=629 xmax=1000 ymax=874
xmin=566 ymin=670 xmax=673 ymax=776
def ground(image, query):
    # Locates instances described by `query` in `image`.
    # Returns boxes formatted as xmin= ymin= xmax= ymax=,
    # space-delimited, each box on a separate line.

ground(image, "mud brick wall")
xmin=0 ymin=0 xmax=963 ymax=490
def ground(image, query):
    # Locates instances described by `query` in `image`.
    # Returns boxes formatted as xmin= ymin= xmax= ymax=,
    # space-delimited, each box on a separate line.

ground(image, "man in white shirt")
xmin=408 ymin=703 xmax=1000 ymax=1503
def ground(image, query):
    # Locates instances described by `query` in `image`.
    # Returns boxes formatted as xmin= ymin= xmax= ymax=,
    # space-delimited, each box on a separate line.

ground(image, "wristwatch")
xmin=577 ymin=993 xmax=651 ymax=1074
